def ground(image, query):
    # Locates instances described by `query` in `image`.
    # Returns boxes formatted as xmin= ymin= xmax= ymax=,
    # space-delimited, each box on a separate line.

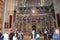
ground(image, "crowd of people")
xmin=0 ymin=30 xmax=24 ymax=40
xmin=43 ymin=28 xmax=60 ymax=40
xmin=0 ymin=28 xmax=60 ymax=40
xmin=31 ymin=28 xmax=60 ymax=40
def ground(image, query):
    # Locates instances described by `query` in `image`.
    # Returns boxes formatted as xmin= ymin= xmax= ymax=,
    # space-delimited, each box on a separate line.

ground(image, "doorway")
xmin=32 ymin=25 xmax=36 ymax=31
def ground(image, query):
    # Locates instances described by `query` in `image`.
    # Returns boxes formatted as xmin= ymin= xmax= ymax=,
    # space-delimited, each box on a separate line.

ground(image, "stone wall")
xmin=53 ymin=0 xmax=60 ymax=27
xmin=0 ymin=0 xmax=4 ymax=32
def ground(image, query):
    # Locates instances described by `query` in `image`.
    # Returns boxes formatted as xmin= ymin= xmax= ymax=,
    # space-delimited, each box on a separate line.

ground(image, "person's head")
xmin=4 ymin=31 xmax=8 ymax=34
xmin=48 ymin=30 xmax=50 ymax=32
xmin=13 ymin=33 xmax=16 ymax=37
xmin=15 ymin=33 xmax=16 ymax=36
xmin=32 ymin=30 xmax=35 ymax=33
xmin=55 ymin=29 xmax=59 ymax=35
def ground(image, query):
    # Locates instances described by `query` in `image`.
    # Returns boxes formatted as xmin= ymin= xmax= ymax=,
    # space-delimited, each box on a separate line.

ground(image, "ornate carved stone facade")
xmin=12 ymin=0 xmax=56 ymax=35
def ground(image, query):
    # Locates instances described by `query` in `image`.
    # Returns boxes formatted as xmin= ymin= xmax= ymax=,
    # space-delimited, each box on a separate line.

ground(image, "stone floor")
xmin=24 ymin=36 xmax=44 ymax=40
xmin=24 ymin=36 xmax=53 ymax=40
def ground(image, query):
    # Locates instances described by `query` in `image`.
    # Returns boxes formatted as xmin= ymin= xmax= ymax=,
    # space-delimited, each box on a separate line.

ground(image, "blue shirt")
xmin=53 ymin=33 xmax=59 ymax=40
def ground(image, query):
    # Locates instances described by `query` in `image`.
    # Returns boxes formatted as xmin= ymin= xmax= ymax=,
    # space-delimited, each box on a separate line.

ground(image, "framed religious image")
xmin=5 ymin=22 xmax=8 ymax=28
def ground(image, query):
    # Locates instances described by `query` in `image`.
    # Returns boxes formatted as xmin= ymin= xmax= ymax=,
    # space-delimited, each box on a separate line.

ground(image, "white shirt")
xmin=13 ymin=36 xmax=17 ymax=40
xmin=3 ymin=33 xmax=9 ymax=40
xmin=32 ymin=30 xmax=35 ymax=34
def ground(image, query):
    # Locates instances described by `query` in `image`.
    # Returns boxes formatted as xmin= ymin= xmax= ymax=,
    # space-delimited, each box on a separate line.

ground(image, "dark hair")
xmin=0 ymin=33 xmax=2 ymax=36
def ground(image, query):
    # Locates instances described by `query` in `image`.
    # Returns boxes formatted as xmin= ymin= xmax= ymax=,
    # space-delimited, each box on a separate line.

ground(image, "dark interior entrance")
xmin=32 ymin=25 xmax=36 ymax=31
